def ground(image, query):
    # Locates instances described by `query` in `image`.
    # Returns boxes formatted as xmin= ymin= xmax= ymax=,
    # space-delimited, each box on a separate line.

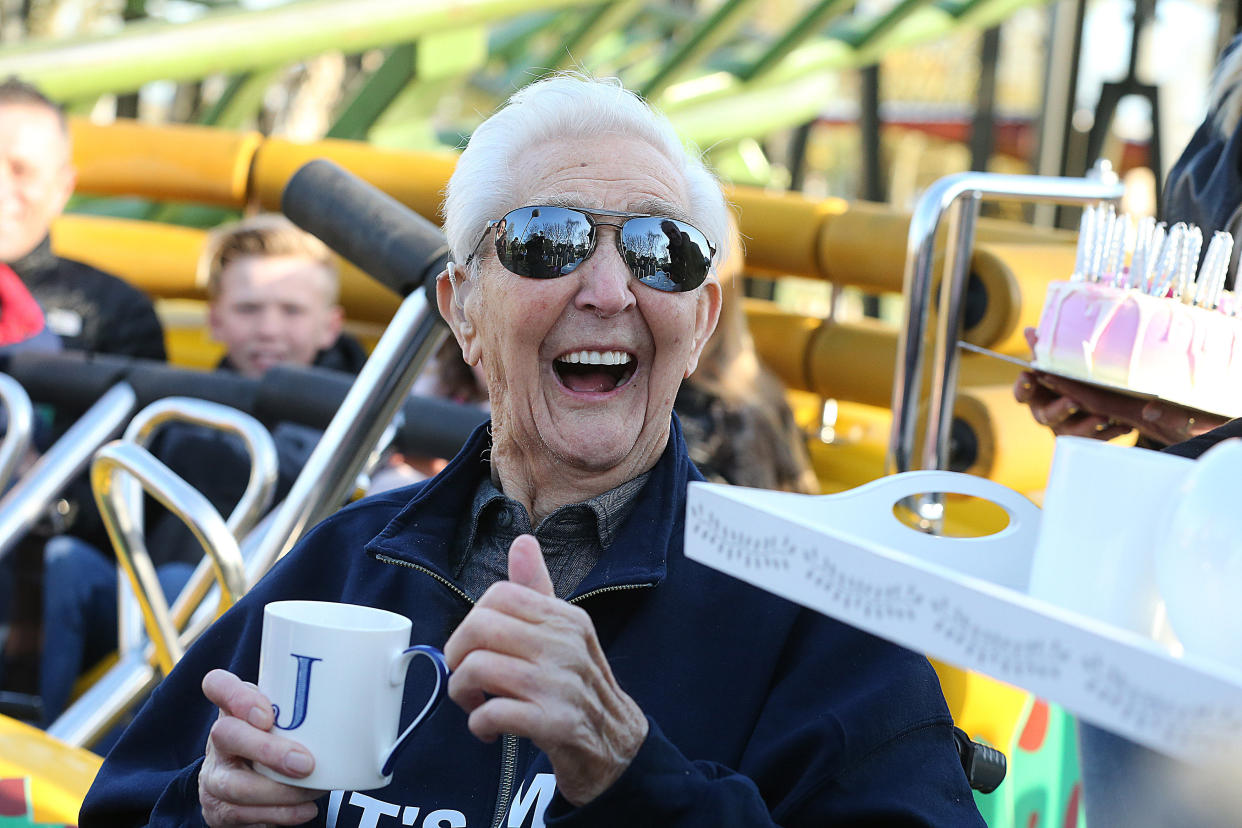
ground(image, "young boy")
xmin=202 ymin=213 xmax=358 ymax=378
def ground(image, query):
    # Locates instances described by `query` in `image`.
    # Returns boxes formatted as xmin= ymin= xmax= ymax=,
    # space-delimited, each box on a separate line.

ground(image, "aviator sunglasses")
xmin=464 ymin=205 xmax=715 ymax=293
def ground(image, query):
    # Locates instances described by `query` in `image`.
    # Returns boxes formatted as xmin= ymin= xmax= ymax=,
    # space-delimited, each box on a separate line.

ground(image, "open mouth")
xmin=553 ymin=349 xmax=636 ymax=393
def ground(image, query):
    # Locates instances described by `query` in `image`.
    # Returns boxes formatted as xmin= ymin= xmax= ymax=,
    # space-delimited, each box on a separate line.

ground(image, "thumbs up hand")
xmin=505 ymin=533 xmax=555 ymax=596
xmin=444 ymin=534 xmax=648 ymax=806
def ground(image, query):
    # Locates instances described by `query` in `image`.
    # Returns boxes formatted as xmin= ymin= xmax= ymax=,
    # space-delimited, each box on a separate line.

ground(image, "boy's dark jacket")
xmin=80 ymin=420 xmax=984 ymax=828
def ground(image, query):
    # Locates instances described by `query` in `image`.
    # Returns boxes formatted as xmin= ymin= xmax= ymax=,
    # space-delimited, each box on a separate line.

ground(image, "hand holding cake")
xmin=1015 ymin=206 xmax=1238 ymax=445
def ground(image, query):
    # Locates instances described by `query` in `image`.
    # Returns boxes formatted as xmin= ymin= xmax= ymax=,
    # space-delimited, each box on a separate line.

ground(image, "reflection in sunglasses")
xmin=468 ymin=205 xmax=714 ymax=292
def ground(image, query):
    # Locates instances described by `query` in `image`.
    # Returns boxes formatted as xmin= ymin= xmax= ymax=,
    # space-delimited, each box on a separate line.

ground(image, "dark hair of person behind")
xmin=0 ymin=76 xmax=67 ymax=134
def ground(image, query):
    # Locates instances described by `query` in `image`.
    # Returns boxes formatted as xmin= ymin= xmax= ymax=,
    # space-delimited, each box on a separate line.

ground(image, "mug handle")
xmin=381 ymin=644 xmax=450 ymax=776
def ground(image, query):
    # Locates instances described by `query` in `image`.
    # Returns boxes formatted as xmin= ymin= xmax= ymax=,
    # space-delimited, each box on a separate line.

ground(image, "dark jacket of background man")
xmin=10 ymin=236 xmax=165 ymax=361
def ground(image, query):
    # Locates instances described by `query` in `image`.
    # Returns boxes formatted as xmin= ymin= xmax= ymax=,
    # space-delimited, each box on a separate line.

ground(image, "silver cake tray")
xmin=956 ymin=341 xmax=1238 ymax=418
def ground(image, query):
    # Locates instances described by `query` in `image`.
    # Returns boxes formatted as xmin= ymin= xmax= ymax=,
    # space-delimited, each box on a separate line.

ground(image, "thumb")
xmin=507 ymin=534 xmax=554 ymax=597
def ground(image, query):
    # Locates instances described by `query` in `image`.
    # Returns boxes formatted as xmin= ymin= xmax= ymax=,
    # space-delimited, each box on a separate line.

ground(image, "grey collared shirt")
xmin=452 ymin=470 xmax=651 ymax=601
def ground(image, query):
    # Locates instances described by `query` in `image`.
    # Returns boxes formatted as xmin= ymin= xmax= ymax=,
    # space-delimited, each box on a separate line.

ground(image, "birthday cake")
xmin=1032 ymin=208 xmax=1242 ymax=417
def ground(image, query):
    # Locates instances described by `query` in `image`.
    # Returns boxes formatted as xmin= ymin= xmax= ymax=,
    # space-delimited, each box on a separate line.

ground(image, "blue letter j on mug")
xmin=272 ymin=653 xmax=322 ymax=731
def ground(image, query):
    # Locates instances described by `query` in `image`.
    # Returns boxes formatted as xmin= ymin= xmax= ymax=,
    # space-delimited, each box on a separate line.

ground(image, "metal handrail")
xmin=886 ymin=170 xmax=1124 ymax=492
xmin=91 ymin=442 xmax=245 ymax=676
xmin=47 ymin=509 xmax=277 ymax=748
xmin=0 ymin=373 xmax=34 ymax=493
xmin=122 ymin=397 xmax=279 ymax=537
xmin=115 ymin=398 xmax=278 ymax=656
xmin=49 ymin=291 xmax=447 ymax=748
xmin=0 ymin=384 xmax=137 ymax=563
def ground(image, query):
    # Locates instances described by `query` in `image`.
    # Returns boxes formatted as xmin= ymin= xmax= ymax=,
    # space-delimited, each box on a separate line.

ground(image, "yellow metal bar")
xmin=951 ymin=384 xmax=1056 ymax=494
xmin=966 ymin=241 xmax=1077 ymax=355
xmin=741 ymin=298 xmax=820 ymax=389
xmin=748 ymin=300 xmax=1033 ymax=405
xmin=0 ymin=714 xmax=101 ymax=823
xmin=809 ymin=400 xmax=891 ymax=493
xmin=930 ymin=659 xmax=1031 ymax=761
xmin=52 ymin=214 xmax=401 ymax=325
xmin=732 ymin=189 xmax=1076 ymax=289
xmin=64 ymin=120 xmax=1081 ymax=294
xmin=729 ymin=184 xmax=850 ymax=278
xmin=52 ymin=214 xmax=204 ymax=299
xmin=251 ymin=137 xmax=457 ymax=219
xmin=807 ymin=393 xmax=1054 ymax=498
xmin=71 ymin=117 xmax=261 ymax=207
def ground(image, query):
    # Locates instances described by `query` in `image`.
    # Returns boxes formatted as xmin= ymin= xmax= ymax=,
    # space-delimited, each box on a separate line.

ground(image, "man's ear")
xmin=51 ymin=162 xmax=76 ymax=218
xmin=206 ymin=301 xmax=224 ymax=344
xmin=683 ymin=277 xmax=722 ymax=379
xmin=435 ymin=262 xmax=480 ymax=365
xmin=318 ymin=305 xmax=345 ymax=350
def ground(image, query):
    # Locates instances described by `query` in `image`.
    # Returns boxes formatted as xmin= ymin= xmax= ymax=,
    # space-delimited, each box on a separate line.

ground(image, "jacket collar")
xmin=7 ymin=235 xmax=55 ymax=279
xmin=365 ymin=416 xmax=696 ymax=599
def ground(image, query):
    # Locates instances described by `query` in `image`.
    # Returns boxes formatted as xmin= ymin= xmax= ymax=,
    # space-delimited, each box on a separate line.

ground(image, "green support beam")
xmin=327 ymin=46 xmax=416 ymax=141
xmin=0 ymin=0 xmax=608 ymax=101
xmin=737 ymin=0 xmax=855 ymax=83
xmin=639 ymin=0 xmax=762 ymax=100
xmin=537 ymin=0 xmax=646 ymax=72
xmin=200 ymin=67 xmax=286 ymax=129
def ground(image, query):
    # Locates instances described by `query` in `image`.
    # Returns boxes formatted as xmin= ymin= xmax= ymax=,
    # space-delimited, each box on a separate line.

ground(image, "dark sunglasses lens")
xmin=495 ymin=206 xmax=593 ymax=279
xmin=620 ymin=217 xmax=711 ymax=292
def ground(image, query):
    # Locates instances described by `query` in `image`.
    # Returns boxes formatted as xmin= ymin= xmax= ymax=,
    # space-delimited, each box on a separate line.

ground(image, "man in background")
xmin=0 ymin=76 xmax=165 ymax=360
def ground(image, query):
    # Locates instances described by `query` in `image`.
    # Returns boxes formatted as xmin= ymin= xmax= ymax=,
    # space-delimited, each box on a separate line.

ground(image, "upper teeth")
xmin=558 ymin=350 xmax=632 ymax=366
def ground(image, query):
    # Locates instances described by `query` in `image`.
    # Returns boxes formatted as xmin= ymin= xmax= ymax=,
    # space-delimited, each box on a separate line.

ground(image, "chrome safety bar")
xmin=92 ymin=441 xmax=246 ymax=676
xmin=115 ymin=398 xmax=278 ymax=656
xmin=44 ymin=648 xmax=158 ymax=747
xmin=50 ymin=294 xmax=447 ymax=748
xmin=48 ymin=511 xmax=275 ymax=748
xmin=886 ymin=170 xmax=1124 ymax=495
xmin=0 ymin=373 xmax=33 ymax=493
xmin=246 ymin=289 xmax=447 ymax=584
xmin=0 ymin=384 xmax=137 ymax=562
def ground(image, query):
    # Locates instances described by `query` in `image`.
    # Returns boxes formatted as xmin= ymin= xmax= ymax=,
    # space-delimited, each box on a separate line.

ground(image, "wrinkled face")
xmin=441 ymin=135 xmax=721 ymax=477
xmin=0 ymin=103 xmax=74 ymax=262
xmin=208 ymin=255 xmax=343 ymax=379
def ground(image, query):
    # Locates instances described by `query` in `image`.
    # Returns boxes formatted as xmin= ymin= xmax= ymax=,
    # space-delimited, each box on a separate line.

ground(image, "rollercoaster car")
xmin=0 ymin=121 xmax=1097 ymax=828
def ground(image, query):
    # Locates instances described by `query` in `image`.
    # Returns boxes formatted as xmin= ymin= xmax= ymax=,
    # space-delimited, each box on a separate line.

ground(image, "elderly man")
xmin=0 ymin=77 xmax=164 ymax=360
xmin=80 ymin=76 xmax=983 ymax=827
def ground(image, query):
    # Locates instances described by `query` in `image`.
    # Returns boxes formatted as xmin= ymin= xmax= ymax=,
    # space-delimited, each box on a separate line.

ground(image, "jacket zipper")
xmin=373 ymin=553 xmax=473 ymax=606
xmin=568 ymin=582 xmax=654 ymax=605
xmin=489 ymin=733 xmax=520 ymax=828
xmin=375 ymin=551 xmax=654 ymax=825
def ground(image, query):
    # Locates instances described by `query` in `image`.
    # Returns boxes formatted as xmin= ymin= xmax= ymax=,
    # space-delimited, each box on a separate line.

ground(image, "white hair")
xmin=442 ymin=74 xmax=729 ymax=275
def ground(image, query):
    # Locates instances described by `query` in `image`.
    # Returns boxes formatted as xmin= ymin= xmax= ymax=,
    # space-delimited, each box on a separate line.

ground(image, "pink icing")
xmin=1033 ymin=281 xmax=1242 ymax=415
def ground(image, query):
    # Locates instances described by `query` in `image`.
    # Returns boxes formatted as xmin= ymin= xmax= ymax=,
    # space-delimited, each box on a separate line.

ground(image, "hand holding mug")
xmin=199 ymin=669 xmax=322 ymax=828
xmin=256 ymin=602 xmax=449 ymax=792
xmin=444 ymin=534 xmax=648 ymax=806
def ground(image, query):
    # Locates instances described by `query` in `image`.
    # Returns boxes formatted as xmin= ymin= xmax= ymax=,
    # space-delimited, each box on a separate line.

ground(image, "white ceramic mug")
xmin=255 ymin=600 xmax=448 ymax=792
xmin=1029 ymin=436 xmax=1193 ymax=639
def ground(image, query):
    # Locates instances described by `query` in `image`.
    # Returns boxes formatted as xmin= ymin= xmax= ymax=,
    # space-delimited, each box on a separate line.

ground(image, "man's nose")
xmin=575 ymin=237 xmax=636 ymax=318
xmin=255 ymin=307 xmax=283 ymax=336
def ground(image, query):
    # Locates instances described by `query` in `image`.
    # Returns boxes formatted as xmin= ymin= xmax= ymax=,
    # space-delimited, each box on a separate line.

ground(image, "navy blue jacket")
xmin=80 ymin=421 xmax=984 ymax=828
